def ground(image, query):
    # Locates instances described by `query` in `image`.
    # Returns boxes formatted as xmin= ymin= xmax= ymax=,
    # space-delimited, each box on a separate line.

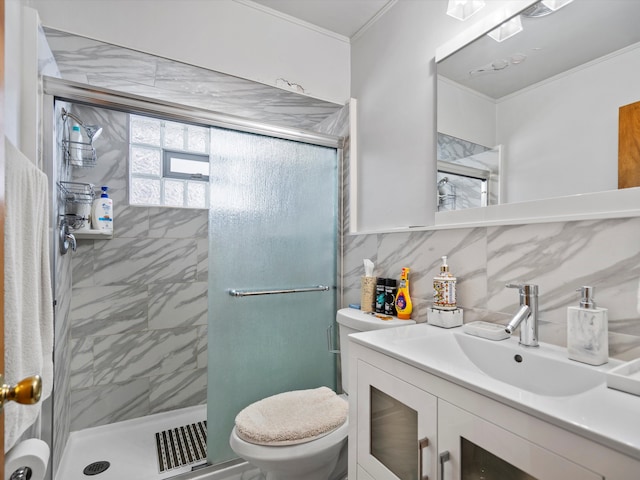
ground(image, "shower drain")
xmin=83 ymin=461 xmax=110 ymax=476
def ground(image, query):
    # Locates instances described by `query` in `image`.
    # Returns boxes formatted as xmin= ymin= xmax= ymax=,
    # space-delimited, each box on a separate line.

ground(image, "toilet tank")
xmin=336 ymin=308 xmax=415 ymax=394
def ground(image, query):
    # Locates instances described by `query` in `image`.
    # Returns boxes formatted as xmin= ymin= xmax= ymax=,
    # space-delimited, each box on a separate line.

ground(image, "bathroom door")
xmin=206 ymin=127 xmax=339 ymax=465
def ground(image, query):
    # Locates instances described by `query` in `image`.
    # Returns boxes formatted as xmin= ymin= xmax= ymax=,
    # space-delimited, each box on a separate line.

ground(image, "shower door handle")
xmin=228 ymin=285 xmax=330 ymax=297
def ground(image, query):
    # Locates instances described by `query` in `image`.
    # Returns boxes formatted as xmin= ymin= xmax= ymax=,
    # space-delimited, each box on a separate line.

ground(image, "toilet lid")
xmin=234 ymin=386 xmax=348 ymax=446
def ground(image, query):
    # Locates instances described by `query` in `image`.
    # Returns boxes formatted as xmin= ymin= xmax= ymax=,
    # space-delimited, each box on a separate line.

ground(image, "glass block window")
xmin=129 ymin=114 xmax=210 ymax=208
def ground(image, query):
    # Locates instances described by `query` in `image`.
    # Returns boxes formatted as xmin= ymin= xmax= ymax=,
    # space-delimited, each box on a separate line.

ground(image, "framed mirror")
xmin=436 ymin=0 xmax=640 ymax=227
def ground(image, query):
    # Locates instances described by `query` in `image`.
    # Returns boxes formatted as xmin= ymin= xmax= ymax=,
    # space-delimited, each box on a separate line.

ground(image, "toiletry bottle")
xmin=433 ymin=256 xmax=457 ymax=310
xmin=375 ymin=278 xmax=386 ymax=313
xmin=91 ymin=186 xmax=114 ymax=231
xmin=384 ymin=278 xmax=397 ymax=316
xmin=70 ymin=124 xmax=84 ymax=166
xmin=395 ymin=268 xmax=412 ymax=320
xmin=567 ymin=286 xmax=608 ymax=365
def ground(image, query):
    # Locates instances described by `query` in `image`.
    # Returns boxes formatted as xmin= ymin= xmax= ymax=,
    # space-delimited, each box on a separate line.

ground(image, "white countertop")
xmin=349 ymin=323 xmax=640 ymax=461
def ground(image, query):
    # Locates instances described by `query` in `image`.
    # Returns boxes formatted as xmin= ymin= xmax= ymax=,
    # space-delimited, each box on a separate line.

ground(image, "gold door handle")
xmin=0 ymin=375 xmax=42 ymax=409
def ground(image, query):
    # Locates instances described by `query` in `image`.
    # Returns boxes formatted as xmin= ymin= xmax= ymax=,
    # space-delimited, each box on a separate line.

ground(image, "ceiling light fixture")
xmin=487 ymin=15 xmax=523 ymax=43
xmin=446 ymin=0 xmax=486 ymax=21
xmin=522 ymin=0 xmax=574 ymax=18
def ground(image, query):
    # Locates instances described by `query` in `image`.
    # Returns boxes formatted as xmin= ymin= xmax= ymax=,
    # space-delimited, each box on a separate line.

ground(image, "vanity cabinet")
xmin=349 ymin=342 xmax=639 ymax=480
xmin=356 ymin=361 xmax=437 ymax=480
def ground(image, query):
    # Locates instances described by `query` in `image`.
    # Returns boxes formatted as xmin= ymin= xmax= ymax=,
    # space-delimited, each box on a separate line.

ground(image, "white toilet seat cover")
xmin=235 ymin=386 xmax=348 ymax=446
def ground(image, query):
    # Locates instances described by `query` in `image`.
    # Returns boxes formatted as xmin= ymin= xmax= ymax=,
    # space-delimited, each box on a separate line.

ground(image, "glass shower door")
xmin=206 ymin=127 xmax=339 ymax=465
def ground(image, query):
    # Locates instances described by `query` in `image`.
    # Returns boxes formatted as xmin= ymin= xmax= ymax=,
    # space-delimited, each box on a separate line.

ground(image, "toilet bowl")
xmin=229 ymin=417 xmax=348 ymax=480
xmin=229 ymin=308 xmax=415 ymax=480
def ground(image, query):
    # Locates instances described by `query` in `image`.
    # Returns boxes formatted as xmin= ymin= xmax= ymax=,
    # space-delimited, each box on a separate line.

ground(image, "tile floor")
xmin=56 ymin=405 xmax=262 ymax=480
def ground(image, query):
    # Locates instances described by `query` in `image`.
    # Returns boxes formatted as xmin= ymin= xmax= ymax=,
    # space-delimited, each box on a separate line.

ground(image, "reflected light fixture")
xmin=542 ymin=0 xmax=574 ymax=10
xmin=446 ymin=0 xmax=485 ymax=21
xmin=487 ymin=15 xmax=523 ymax=42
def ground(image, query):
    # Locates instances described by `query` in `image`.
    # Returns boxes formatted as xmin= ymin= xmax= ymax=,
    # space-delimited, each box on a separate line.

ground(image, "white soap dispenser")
xmin=567 ymin=286 xmax=608 ymax=365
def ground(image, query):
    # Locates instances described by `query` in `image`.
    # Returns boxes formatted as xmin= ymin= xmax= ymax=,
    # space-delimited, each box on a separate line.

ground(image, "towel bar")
xmin=229 ymin=285 xmax=330 ymax=297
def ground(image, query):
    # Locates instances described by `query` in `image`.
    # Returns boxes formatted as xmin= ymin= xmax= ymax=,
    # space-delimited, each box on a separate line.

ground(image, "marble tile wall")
xmin=67 ymin=104 xmax=208 ymax=431
xmin=343 ymin=217 xmax=640 ymax=361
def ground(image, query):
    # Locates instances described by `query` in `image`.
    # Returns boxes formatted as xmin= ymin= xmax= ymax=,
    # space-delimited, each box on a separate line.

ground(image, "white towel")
xmin=4 ymin=137 xmax=53 ymax=452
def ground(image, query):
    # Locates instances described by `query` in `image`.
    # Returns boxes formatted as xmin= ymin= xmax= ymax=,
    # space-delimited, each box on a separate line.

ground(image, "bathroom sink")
xmin=389 ymin=328 xmax=607 ymax=396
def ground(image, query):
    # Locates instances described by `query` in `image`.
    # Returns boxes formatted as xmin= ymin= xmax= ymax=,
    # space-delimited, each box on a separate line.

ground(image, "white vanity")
xmin=347 ymin=323 xmax=640 ymax=480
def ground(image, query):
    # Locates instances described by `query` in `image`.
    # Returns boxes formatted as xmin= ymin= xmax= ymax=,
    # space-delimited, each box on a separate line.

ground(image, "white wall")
xmin=26 ymin=0 xmax=350 ymax=105
xmin=437 ymin=77 xmax=496 ymax=148
xmin=5 ymin=1 xmax=40 ymax=163
xmin=497 ymin=45 xmax=640 ymax=203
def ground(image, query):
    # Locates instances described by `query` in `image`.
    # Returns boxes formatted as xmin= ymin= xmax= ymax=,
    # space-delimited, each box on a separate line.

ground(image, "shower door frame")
xmin=42 ymin=77 xmax=345 ymax=480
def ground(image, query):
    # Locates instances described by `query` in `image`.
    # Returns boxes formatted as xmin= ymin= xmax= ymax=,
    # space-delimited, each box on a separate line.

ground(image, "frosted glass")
xmin=164 ymin=180 xmax=184 ymax=206
xmin=370 ymin=387 xmax=418 ymax=480
xmin=131 ymin=146 xmax=161 ymax=176
xmin=207 ymin=127 xmax=338 ymax=465
xmin=164 ymin=121 xmax=185 ymax=150
xmin=130 ymin=116 xmax=161 ymax=146
xmin=187 ymin=126 xmax=209 ymax=153
xmin=187 ymin=182 xmax=206 ymax=209
xmin=131 ymin=177 xmax=161 ymax=205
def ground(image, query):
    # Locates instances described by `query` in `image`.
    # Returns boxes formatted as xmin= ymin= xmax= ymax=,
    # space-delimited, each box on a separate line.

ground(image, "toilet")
xmin=229 ymin=308 xmax=415 ymax=480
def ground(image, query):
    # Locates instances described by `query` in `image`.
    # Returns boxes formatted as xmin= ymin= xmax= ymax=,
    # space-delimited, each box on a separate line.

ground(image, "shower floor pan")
xmin=56 ymin=404 xmax=261 ymax=480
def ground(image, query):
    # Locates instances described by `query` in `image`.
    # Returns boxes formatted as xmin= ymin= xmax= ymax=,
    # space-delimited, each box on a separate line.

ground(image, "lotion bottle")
xmin=395 ymin=268 xmax=412 ymax=320
xmin=92 ymin=186 xmax=113 ymax=231
xmin=433 ymin=256 xmax=457 ymax=310
xmin=567 ymin=286 xmax=608 ymax=365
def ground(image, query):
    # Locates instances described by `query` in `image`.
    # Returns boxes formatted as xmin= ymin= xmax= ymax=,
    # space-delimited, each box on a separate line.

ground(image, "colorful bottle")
xmin=375 ymin=278 xmax=386 ymax=313
xmin=434 ymin=256 xmax=457 ymax=310
xmin=395 ymin=268 xmax=412 ymax=320
xmin=91 ymin=186 xmax=113 ymax=231
xmin=384 ymin=278 xmax=397 ymax=316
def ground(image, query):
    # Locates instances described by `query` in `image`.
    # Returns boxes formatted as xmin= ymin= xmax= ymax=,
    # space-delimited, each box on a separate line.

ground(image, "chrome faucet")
xmin=505 ymin=283 xmax=539 ymax=347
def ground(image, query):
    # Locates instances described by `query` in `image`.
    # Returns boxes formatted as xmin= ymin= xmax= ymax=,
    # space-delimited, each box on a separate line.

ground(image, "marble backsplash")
xmin=342 ymin=217 xmax=640 ymax=361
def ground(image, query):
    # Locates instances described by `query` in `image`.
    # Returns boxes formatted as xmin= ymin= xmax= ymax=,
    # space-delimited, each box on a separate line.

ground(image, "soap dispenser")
xmin=433 ymin=256 xmax=457 ymax=310
xmin=567 ymin=286 xmax=608 ymax=365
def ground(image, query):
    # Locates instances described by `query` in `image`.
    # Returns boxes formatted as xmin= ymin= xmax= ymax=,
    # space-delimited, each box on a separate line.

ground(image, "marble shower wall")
xmin=343 ymin=216 xmax=640 ymax=361
xmin=68 ymin=104 xmax=208 ymax=430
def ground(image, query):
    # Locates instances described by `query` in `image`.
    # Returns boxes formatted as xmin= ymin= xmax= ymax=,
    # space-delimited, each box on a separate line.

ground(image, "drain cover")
xmin=83 ymin=461 xmax=110 ymax=476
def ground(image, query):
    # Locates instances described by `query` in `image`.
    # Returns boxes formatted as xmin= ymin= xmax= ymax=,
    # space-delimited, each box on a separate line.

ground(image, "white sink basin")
xmin=390 ymin=328 xmax=607 ymax=396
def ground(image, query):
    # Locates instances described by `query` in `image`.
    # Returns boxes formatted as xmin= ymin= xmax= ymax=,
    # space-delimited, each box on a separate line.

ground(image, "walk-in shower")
xmin=43 ymin=78 xmax=343 ymax=480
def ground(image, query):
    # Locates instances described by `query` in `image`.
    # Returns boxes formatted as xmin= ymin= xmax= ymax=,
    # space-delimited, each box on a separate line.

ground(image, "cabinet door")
xmin=357 ymin=360 xmax=437 ymax=480
xmin=438 ymin=400 xmax=603 ymax=480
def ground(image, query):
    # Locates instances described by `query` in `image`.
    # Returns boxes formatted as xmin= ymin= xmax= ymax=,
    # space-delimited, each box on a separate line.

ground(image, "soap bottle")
xmin=91 ymin=186 xmax=114 ymax=231
xmin=70 ymin=124 xmax=84 ymax=166
xmin=567 ymin=286 xmax=608 ymax=365
xmin=395 ymin=268 xmax=412 ymax=320
xmin=433 ymin=256 xmax=457 ymax=310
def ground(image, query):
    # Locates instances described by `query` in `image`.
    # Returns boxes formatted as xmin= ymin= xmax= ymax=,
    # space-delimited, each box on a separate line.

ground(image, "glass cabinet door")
xmin=438 ymin=400 xmax=603 ymax=480
xmin=356 ymin=361 xmax=437 ymax=480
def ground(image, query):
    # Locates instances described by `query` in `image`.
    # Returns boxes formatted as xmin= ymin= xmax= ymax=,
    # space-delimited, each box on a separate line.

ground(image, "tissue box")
xmin=427 ymin=307 xmax=463 ymax=328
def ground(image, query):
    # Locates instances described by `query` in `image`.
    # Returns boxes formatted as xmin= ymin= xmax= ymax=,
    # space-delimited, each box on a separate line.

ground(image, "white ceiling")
xmin=247 ymin=0 xmax=395 ymax=38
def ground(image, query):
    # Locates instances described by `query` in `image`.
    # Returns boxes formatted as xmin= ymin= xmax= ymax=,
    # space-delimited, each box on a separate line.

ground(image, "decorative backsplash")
xmin=343 ymin=216 xmax=640 ymax=362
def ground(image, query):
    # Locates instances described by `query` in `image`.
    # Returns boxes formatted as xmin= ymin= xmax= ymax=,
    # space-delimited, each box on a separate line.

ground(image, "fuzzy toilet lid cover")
xmin=234 ymin=386 xmax=348 ymax=446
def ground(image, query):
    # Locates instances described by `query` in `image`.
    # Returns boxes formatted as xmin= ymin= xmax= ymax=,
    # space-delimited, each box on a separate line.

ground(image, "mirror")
xmin=436 ymin=0 xmax=640 ymax=226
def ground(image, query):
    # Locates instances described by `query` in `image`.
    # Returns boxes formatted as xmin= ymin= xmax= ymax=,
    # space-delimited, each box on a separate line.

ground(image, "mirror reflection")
xmin=437 ymin=0 xmax=640 ymax=211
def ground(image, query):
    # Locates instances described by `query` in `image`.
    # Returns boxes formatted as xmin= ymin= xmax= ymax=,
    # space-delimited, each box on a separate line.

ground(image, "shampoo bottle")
xmin=395 ymin=268 xmax=412 ymax=320
xmin=70 ymin=124 xmax=84 ymax=166
xmin=433 ymin=256 xmax=457 ymax=310
xmin=567 ymin=286 xmax=608 ymax=365
xmin=92 ymin=186 xmax=113 ymax=231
